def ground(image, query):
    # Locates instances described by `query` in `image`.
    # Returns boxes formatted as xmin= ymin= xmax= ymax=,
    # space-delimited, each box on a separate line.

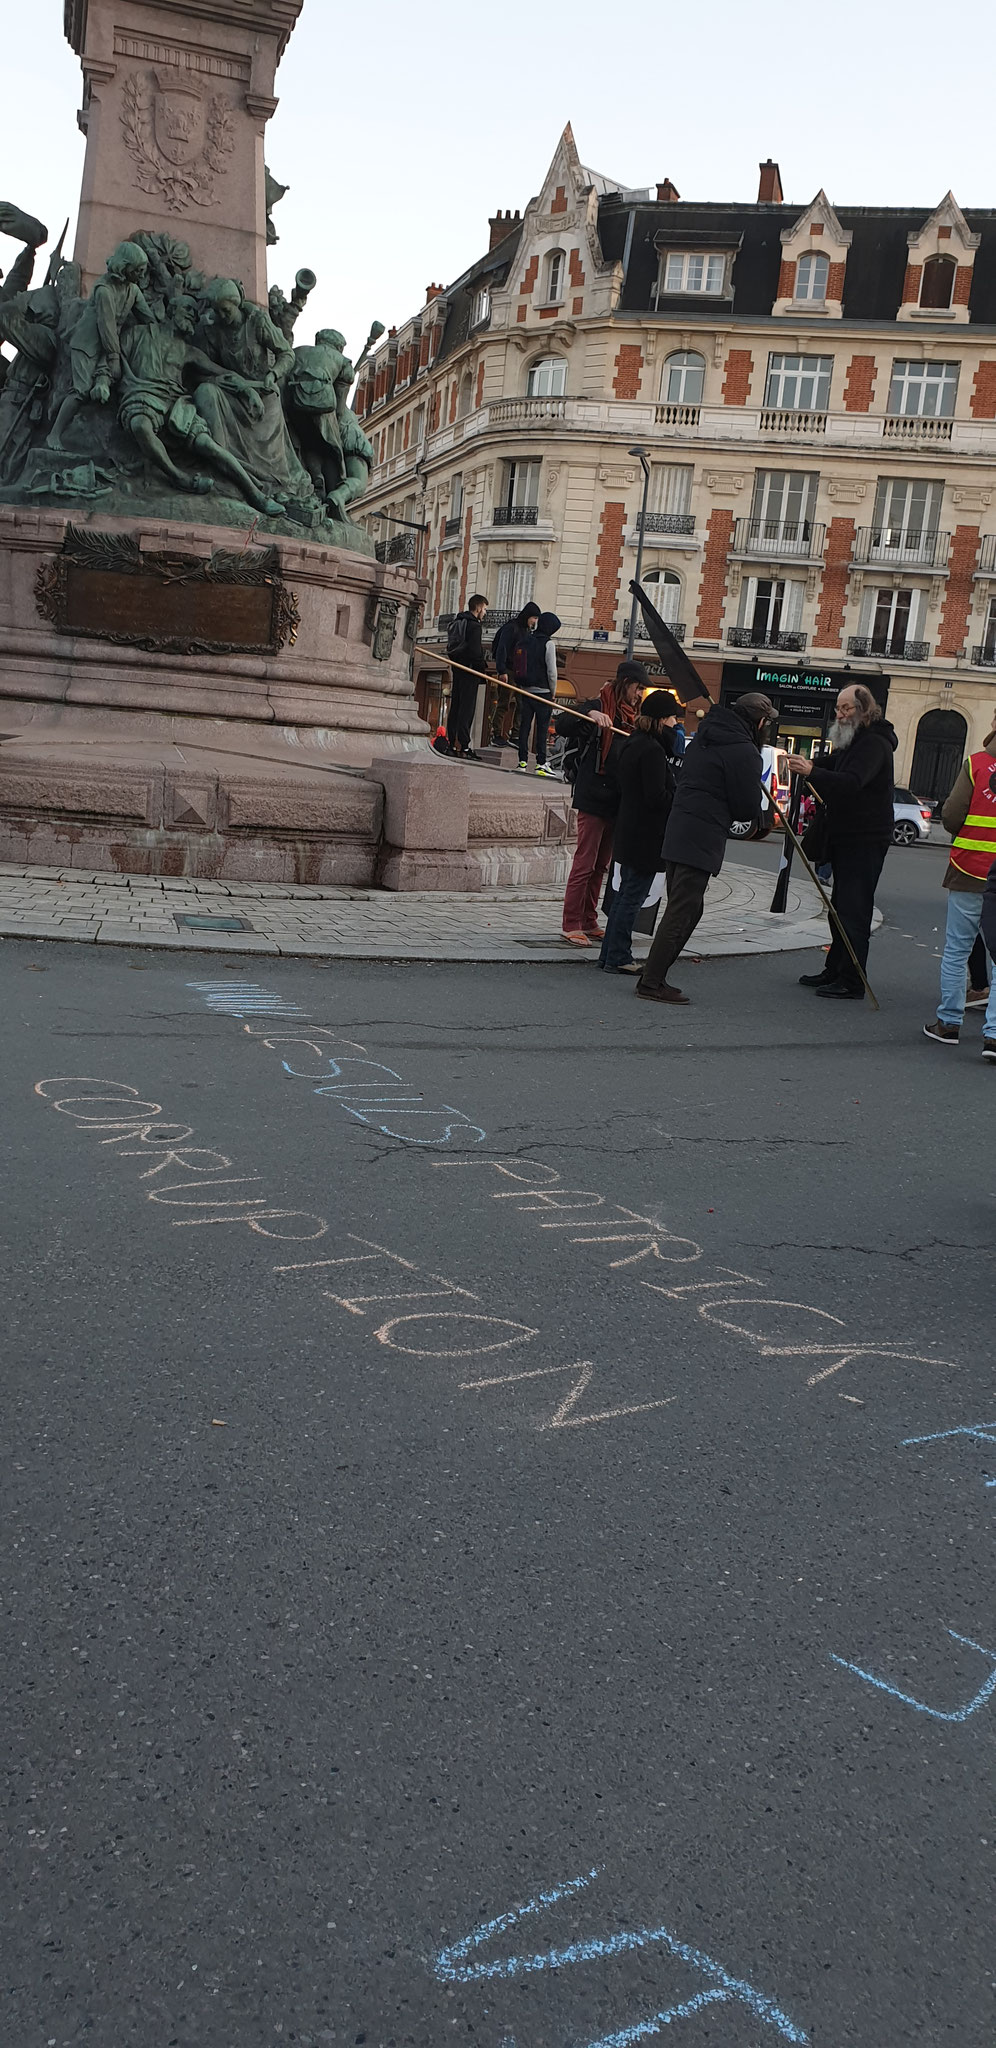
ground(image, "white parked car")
xmin=893 ymin=787 xmax=934 ymax=845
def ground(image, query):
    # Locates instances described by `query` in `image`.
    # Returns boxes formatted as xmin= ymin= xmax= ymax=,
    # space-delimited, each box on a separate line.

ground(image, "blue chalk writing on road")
xmin=831 ymin=1630 xmax=996 ymax=1723
xmin=432 ymin=1867 xmax=807 ymax=2044
xmin=187 ymin=980 xmax=308 ymax=1019
xmin=903 ymin=1420 xmax=996 ymax=1485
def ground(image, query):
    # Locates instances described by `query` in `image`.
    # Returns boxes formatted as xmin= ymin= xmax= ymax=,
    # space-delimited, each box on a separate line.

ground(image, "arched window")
xmin=910 ymin=707 xmax=968 ymax=802
xmin=662 ymin=351 xmax=705 ymax=405
xmin=795 ymin=251 xmax=829 ymax=301
xmin=457 ymin=370 xmax=473 ymax=419
xmin=526 ymin=356 xmax=567 ymax=399
xmin=443 ymin=564 xmax=459 ymax=619
xmin=921 ymin=254 xmax=956 ymax=310
xmin=544 ymin=249 xmax=565 ymax=304
xmin=643 ymin=568 xmax=682 ymax=624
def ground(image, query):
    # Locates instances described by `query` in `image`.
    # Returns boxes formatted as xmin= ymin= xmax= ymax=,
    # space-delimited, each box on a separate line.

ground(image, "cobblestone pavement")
xmin=0 ymin=859 xmax=837 ymax=961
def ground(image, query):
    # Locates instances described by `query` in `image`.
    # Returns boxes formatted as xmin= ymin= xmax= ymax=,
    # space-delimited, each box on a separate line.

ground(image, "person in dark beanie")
xmin=636 ymin=691 xmax=774 ymax=1004
xmin=555 ymin=659 xmax=647 ymax=944
xmin=445 ymin=593 xmax=490 ymax=758
xmin=515 ymin=609 xmax=561 ymax=773
xmin=489 ymin=601 xmax=540 ymax=745
xmin=788 ymin=683 xmax=897 ymax=1001
xmin=599 ymin=689 xmax=681 ymax=973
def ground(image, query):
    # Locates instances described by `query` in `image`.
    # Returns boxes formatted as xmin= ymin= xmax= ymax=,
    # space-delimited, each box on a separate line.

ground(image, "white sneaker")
xmin=514 ymin=761 xmax=528 ymax=773
xmin=535 ymin=763 xmax=554 ymax=777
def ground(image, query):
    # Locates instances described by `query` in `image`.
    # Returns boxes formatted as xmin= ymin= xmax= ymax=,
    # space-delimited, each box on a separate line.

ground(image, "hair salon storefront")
xmin=720 ymin=662 xmax=890 ymax=759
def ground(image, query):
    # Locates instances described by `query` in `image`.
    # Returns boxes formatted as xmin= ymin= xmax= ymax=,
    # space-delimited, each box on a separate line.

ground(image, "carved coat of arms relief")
xmin=121 ymin=65 xmax=235 ymax=211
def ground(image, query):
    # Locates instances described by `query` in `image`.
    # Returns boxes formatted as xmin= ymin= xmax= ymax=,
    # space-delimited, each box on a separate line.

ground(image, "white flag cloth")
xmin=612 ymin=864 xmax=666 ymax=907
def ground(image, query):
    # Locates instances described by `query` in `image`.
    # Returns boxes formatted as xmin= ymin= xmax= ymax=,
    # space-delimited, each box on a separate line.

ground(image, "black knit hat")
xmin=639 ymin=689 xmax=682 ymax=722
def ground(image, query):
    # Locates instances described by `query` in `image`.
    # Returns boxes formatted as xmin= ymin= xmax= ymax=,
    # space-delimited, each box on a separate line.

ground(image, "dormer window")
xmin=661 ymin=251 xmax=726 ymax=295
xmin=544 ymin=250 xmax=565 ymax=304
xmin=920 ymin=254 xmax=956 ymax=310
xmin=472 ymin=286 xmax=491 ymax=327
xmin=795 ymin=251 xmax=829 ymax=301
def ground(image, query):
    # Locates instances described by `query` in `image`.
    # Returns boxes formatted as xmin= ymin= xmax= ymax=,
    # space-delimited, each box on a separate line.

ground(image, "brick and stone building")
xmin=357 ymin=125 xmax=996 ymax=796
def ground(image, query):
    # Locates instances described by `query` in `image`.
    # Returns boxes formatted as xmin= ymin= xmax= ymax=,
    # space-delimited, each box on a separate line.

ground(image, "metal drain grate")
xmin=175 ymin=914 xmax=255 ymax=933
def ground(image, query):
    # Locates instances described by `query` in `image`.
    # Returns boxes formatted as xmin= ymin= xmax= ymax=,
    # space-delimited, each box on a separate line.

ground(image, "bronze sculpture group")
xmin=0 ymin=206 xmax=375 ymax=542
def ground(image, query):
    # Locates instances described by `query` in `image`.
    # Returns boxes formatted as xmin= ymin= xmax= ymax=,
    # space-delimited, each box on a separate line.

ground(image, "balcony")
xmin=847 ymin=636 xmax=930 ymax=662
xmin=882 ymin=415 xmax=954 ymax=443
xmin=636 ymin=620 xmax=686 ymax=641
xmin=654 ymin=402 xmax=701 ymax=429
xmin=488 ymin=397 xmax=566 ymax=425
xmin=491 ymin=504 xmax=540 ymax=526
xmin=759 ymin=408 xmax=828 ymax=436
xmin=731 ymin=517 xmax=826 ymax=560
xmin=853 ymin=528 xmax=949 ymax=570
xmin=374 ymin=532 xmax=417 ymax=565
xmin=971 ymin=644 xmax=996 ymax=667
xmin=727 ymin=627 xmax=807 ymax=652
xmin=637 ymin=511 xmax=695 ymax=536
xmin=444 ymin=516 xmax=461 ymax=539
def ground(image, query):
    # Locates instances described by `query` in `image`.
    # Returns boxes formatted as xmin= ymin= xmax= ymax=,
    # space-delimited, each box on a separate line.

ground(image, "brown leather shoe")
xmin=635 ymin=981 xmax=689 ymax=1004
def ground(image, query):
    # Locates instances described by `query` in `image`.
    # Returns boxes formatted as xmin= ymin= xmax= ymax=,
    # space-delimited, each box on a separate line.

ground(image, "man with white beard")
xmin=788 ymin=684 xmax=897 ymax=1000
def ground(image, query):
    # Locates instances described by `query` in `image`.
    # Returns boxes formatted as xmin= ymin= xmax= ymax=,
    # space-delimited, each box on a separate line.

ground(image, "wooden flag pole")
xmin=413 ymin=644 xmax=635 ymax=738
xmin=765 ymin=785 xmax=880 ymax=1010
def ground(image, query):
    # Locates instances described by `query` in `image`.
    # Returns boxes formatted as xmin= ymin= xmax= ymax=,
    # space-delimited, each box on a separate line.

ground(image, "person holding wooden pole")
xmin=787 ymin=683 xmax=897 ymax=1002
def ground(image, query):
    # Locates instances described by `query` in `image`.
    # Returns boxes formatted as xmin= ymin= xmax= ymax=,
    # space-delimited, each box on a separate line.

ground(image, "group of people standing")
xmin=439 ymin=597 xmax=561 ymax=772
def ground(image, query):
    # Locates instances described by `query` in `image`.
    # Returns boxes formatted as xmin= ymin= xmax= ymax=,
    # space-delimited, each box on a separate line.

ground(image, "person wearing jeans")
xmin=923 ymin=725 xmax=996 ymax=1057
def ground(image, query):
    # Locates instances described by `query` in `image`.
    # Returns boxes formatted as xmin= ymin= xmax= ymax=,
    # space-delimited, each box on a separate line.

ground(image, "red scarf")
xmin=599 ymin=680 xmax=636 ymax=767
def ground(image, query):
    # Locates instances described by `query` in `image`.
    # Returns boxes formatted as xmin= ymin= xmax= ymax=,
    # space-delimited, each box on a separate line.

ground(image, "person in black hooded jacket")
xmin=788 ymin=683 xmax=897 ymax=1000
xmin=636 ymin=691 xmax=774 ymax=1004
xmin=598 ymin=690 xmax=681 ymax=972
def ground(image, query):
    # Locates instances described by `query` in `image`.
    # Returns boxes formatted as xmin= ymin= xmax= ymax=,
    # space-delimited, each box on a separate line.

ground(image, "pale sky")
xmin=5 ymin=0 xmax=995 ymax=363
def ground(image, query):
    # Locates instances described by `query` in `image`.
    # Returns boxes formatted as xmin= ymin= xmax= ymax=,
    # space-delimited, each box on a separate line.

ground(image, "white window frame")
xmin=739 ymin=576 xmax=805 ymax=638
xmin=661 ymin=251 xmax=726 ymax=296
xmin=861 ymin=584 xmax=925 ymax=652
xmin=649 ymin=465 xmax=693 ymax=517
xmin=503 ymin=458 xmax=541 ymax=510
xmin=450 ymin=472 xmax=463 ymax=521
xmin=544 ymin=249 xmax=565 ymax=305
xmin=750 ymin=469 xmax=819 ymax=548
xmin=526 ymin=356 xmax=567 ymax=399
xmin=795 ymin=251 xmax=829 ymax=302
xmin=984 ymin=594 xmax=996 ymax=657
xmin=662 ymin=352 xmax=706 ymax=405
xmin=871 ymin=477 xmax=944 ymax=552
xmin=495 ymin=561 xmax=536 ymax=613
xmin=764 ymin=354 xmax=833 ymax=412
xmin=443 ymin=564 xmax=459 ymax=617
xmin=886 ymin=359 xmax=958 ymax=419
xmin=643 ymin=568 xmax=682 ymax=622
xmin=472 ymin=287 xmax=491 ymax=327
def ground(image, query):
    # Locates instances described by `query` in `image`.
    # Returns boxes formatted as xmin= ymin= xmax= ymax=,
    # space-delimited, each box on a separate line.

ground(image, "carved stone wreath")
xmin=120 ymin=68 xmax=235 ymax=212
xmin=36 ymin=526 xmax=299 ymax=656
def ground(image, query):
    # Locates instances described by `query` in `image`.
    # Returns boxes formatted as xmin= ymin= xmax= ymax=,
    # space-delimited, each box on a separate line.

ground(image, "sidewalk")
xmin=0 ymin=859 xmax=839 ymax=961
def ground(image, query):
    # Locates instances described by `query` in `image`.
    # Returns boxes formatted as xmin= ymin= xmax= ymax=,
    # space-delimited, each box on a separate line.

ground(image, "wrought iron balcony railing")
xmin=637 ymin=511 xmax=696 ymax=535
xmin=635 ymin=620 xmax=686 ymax=641
xmin=731 ymin=517 xmax=826 ymax=558
xmin=727 ymin=627 xmax=807 ymax=652
xmin=491 ymin=505 xmax=540 ymax=526
xmin=853 ymin=528 xmax=949 ymax=569
xmin=375 ymin=533 xmax=417 ymax=564
xmin=847 ymin=636 xmax=931 ymax=662
xmin=444 ymin=516 xmax=461 ymax=539
xmin=971 ymin=644 xmax=996 ymax=667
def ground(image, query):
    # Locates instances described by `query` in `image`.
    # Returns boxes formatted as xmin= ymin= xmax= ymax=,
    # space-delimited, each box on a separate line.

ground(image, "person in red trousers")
xmin=555 ymin=661 xmax=647 ymax=946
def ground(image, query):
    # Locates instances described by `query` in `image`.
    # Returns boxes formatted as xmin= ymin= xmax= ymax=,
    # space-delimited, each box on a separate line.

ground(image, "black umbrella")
xmin=629 ymin=580 xmax=712 ymax=706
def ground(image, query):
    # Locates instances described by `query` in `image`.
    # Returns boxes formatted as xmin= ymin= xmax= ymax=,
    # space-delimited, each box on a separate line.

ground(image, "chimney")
xmin=656 ymin=180 xmax=681 ymax=203
xmin=424 ymin=283 xmax=444 ymax=302
xmin=489 ymin=207 xmax=521 ymax=251
xmin=757 ymin=159 xmax=784 ymax=204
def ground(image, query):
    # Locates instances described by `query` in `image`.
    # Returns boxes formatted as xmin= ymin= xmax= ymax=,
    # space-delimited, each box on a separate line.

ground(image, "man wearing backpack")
xmin=554 ymin=659 xmax=647 ymax=945
xmin=444 ymin=594 xmax=490 ymax=758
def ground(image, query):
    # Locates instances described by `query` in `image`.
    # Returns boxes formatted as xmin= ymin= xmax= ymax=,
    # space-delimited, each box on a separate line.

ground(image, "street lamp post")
xmin=626 ymin=446 xmax=652 ymax=659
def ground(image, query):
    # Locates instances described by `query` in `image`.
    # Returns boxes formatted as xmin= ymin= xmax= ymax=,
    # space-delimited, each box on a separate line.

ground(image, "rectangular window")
xmin=739 ymin=576 xmax=805 ymax=639
xmin=649 ymin=464 xmax=693 ymax=516
xmin=662 ymin=251 xmax=726 ymax=295
xmin=496 ymin=561 xmax=536 ymax=612
xmin=503 ymin=459 xmax=541 ymax=508
xmin=750 ymin=469 xmax=818 ymax=546
xmin=984 ymin=596 xmax=996 ymax=658
xmin=887 ymin=359 xmax=958 ymax=418
xmin=871 ymin=477 xmax=943 ymax=551
xmin=861 ymin=584 xmax=925 ymax=654
xmin=764 ymin=354 xmax=833 ymax=412
xmin=450 ymin=471 xmax=463 ymax=520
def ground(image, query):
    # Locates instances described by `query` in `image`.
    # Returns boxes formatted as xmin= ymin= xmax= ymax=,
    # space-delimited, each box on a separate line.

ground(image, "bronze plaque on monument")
xmin=36 ymin=527 xmax=300 ymax=656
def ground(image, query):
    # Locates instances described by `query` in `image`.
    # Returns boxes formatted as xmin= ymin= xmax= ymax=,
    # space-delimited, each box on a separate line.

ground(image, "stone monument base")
xmin=0 ymin=505 xmax=577 ymax=886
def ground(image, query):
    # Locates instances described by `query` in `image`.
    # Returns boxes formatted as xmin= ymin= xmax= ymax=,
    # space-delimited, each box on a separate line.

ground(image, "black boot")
xmin=799 ymin=967 xmax=834 ymax=987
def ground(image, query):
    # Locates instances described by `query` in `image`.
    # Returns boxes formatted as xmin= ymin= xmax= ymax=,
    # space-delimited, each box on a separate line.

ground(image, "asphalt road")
xmin=3 ymin=843 xmax=993 ymax=2048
